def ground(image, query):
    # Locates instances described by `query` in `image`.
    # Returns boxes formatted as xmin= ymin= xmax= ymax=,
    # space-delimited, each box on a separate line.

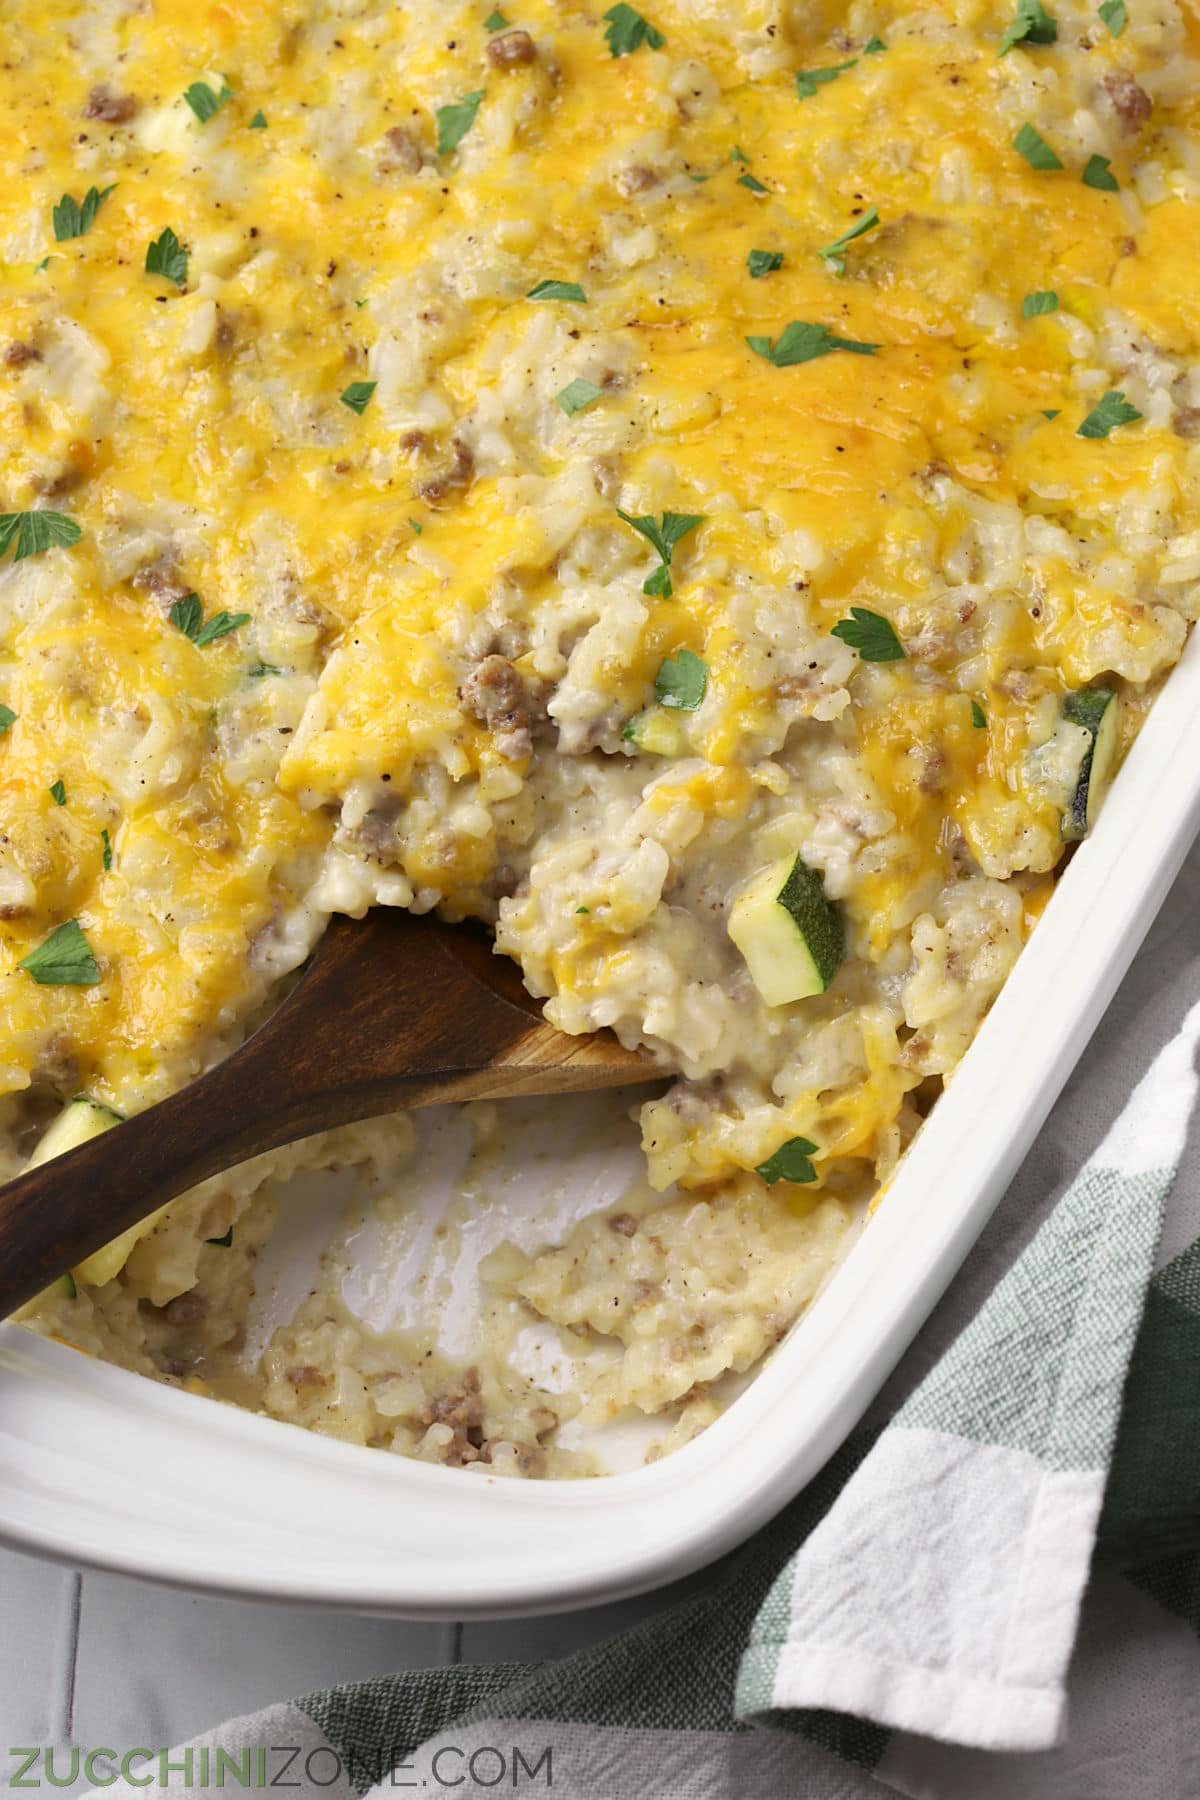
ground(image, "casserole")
xmin=1 ymin=618 xmax=1197 ymax=1613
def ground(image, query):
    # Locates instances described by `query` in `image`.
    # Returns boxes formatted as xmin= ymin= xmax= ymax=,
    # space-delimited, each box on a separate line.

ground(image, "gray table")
xmin=1 ymin=1542 xmax=692 ymax=1792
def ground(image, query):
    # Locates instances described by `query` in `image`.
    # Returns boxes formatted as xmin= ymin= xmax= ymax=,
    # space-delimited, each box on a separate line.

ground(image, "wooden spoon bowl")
xmin=0 ymin=910 xmax=658 ymax=1319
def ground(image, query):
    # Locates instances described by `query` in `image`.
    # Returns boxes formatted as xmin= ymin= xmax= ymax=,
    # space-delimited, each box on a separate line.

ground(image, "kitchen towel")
xmin=90 ymin=846 xmax=1200 ymax=1799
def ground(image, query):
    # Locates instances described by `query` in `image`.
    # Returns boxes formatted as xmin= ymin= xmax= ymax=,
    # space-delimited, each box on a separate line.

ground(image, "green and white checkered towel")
xmin=95 ymin=849 xmax=1200 ymax=1800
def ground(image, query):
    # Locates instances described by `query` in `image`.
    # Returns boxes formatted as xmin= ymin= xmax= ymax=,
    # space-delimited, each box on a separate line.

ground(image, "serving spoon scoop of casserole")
xmin=0 ymin=909 xmax=656 ymax=1320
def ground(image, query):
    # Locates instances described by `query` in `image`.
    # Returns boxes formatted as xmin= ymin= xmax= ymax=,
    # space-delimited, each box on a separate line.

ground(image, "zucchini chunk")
xmin=622 ymin=708 xmax=688 ymax=757
xmin=728 ymin=852 xmax=844 ymax=1006
xmin=1061 ymin=686 xmax=1118 ymax=841
xmin=27 ymin=1093 xmax=123 ymax=1169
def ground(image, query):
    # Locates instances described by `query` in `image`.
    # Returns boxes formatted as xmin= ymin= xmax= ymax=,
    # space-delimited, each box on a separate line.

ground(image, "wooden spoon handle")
xmin=0 ymin=912 xmax=648 ymax=1320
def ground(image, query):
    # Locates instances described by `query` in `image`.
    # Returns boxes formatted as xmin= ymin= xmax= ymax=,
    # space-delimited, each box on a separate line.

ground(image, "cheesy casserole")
xmin=9 ymin=0 xmax=1200 ymax=1473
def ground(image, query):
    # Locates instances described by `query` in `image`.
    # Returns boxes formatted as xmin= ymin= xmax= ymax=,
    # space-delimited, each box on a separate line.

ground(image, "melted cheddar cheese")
xmin=1 ymin=0 xmax=1198 ymax=1218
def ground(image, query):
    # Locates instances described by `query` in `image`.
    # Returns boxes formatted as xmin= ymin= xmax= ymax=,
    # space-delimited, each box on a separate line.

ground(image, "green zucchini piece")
xmin=728 ymin=852 xmax=844 ymax=1006
xmin=622 ymin=707 xmax=688 ymax=757
xmin=1061 ymin=687 xmax=1118 ymax=841
xmin=27 ymin=1094 xmax=123 ymax=1169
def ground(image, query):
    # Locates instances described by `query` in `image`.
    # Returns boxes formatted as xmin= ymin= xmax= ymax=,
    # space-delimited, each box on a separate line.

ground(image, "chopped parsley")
xmin=409 ymin=518 xmax=424 ymax=534
xmin=248 ymin=663 xmax=282 ymax=679
xmin=436 ymin=90 xmax=485 ymax=156
xmin=602 ymin=4 xmax=664 ymax=56
xmin=746 ymin=321 xmax=879 ymax=366
xmin=999 ymin=0 xmax=1057 ymax=56
xmin=654 ymin=647 xmax=708 ymax=710
xmin=616 ymin=508 xmax=704 ymax=597
xmin=831 ymin=606 xmax=906 ymax=661
xmin=145 ymin=227 xmax=188 ymax=287
xmin=1083 ymin=153 xmax=1119 ymax=191
xmin=1023 ymin=289 xmax=1059 ymax=316
xmin=748 ymin=248 xmax=784 ymax=278
xmin=169 ymin=593 xmax=251 ymax=646
xmin=1043 ymin=408 xmax=1061 ymax=419
xmin=731 ymin=145 xmax=749 ymax=164
xmin=796 ymin=61 xmax=855 ymax=101
xmin=557 ymin=376 xmax=604 ymax=415
xmin=738 ymin=171 xmax=769 ymax=193
xmin=52 ymin=184 xmax=116 ymax=243
xmin=971 ymin=699 xmax=987 ymax=728
xmin=864 ymin=35 xmax=887 ymax=52
xmin=340 ymin=380 xmax=377 ymax=414
xmin=755 ymin=1136 xmax=818 ymax=1185
xmin=484 ymin=8 xmax=510 ymax=27
xmin=183 ymin=78 xmax=234 ymax=123
xmin=249 ymin=110 xmax=267 ymax=129
xmin=1014 ymin=122 xmax=1063 ymax=170
xmin=49 ymin=779 xmax=66 ymax=806
xmin=206 ymin=1227 xmax=234 ymax=1248
xmin=527 ymin=278 xmax=587 ymax=301
xmin=819 ymin=205 xmax=880 ymax=274
xmin=196 ymin=610 xmax=251 ymax=647
xmin=18 ymin=918 xmax=100 ymax=987
xmin=34 ymin=255 xmax=51 ymax=272
xmin=0 ymin=511 xmax=82 ymax=561
xmin=101 ymin=828 xmax=113 ymax=869
xmin=0 ymin=704 xmax=15 ymax=730
xmin=1098 ymin=0 xmax=1126 ymax=33
xmin=1077 ymin=389 xmax=1143 ymax=438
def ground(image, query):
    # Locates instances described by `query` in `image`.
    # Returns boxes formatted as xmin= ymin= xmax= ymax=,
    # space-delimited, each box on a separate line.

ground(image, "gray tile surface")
xmin=0 ymin=1541 xmax=683 ymax=1789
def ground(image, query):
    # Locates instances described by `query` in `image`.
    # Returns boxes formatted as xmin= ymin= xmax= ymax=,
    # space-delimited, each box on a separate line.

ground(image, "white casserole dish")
xmin=1 ymin=627 xmax=1198 ymax=1618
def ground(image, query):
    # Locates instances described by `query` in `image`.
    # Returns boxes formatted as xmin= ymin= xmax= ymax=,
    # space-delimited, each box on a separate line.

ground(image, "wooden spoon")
xmin=0 ymin=909 xmax=657 ymax=1320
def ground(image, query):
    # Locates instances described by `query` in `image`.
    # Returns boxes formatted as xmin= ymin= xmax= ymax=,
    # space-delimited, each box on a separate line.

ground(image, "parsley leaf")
xmin=1083 ymin=153 xmax=1119 ymax=191
xmin=755 ymin=1136 xmax=818 ymax=1185
xmin=1014 ymin=122 xmax=1063 ymax=170
xmin=831 ymin=606 xmax=905 ymax=661
xmin=864 ymin=35 xmax=887 ymax=52
xmin=340 ymin=380 xmax=377 ymax=414
xmin=557 ymin=376 xmax=604 ymax=415
xmin=1077 ymin=389 xmax=1142 ymax=438
xmin=49 ymin=779 xmax=66 ymax=806
xmin=249 ymin=110 xmax=267 ymax=129
xmin=1023 ymin=289 xmax=1059 ymax=316
xmin=999 ymin=0 xmax=1057 ymax=56
xmin=796 ymin=61 xmax=856 ymax=100
xmin=248 ymin=662 xmax=283 ymax=679
xmin=616 ymin=508 xmax=704 ymax=597
xmin=0 ymin=704 xmax=15 ymax=731
xmin=748 ymin=248 xmax=784 ymax=278
xmin=409 ymin=518 xmax=424 ymax=535
xmin=183 ymin=78 xmax=234 ymax=123
xmin=1042 ymin=408 xmax=1061 ymax=419
xmin=971 ymin=699 xmax=987 ymax=728
xmin=731 ymin=145 xmax=749 ymax=164
xmin=101 ymin=828 xmax=113 ymax=869
xmin=1098 ymin=0 xmax=1126 ymax=33
xmin=603 ymin=4 xmax=664 ymax=56
xmin=738 ymin=171 xmax=769 ymax=193
xmin=194 ymin=609 xmax=251 ymax=647
xmin=18 ymin=918 xmax=100 ymax=986
xmin=485 ymin=8 xmax=509 ymax=26
xmin=654 ymin=647 xmax=708 ymax=710
xmin=168 ymin=594 xmax=250 ymax=645
xmin=168 ymin=593 xmax=203 ymax=640
xmin=52 ymin=184 xmax=116 ymax=242
xmin=527 ymin=278 xmax=587 ymax=301
xmin=819 ymin=204 xmax=880 ymax=274
xmin=145 ymin=227 xmax=188 ymax=287
xmin=436 ymin=89 xmax=485 ymax=156
xmin=0 ymin=511 xmax=82 ymax=562
xmin=746 ymin=320 xmax=879 ymax=366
